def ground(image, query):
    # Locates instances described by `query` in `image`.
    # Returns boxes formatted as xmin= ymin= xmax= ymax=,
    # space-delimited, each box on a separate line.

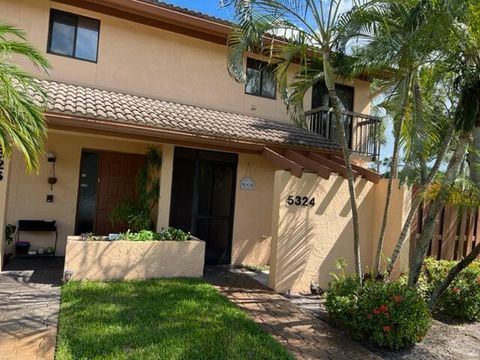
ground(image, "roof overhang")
xmin=46 ymin=111 xmax=380 ymax=183
xmin=45 ymin=111 xmax=340 ymax=155
xmin=54 ymin=0 xmax=232 ymax=45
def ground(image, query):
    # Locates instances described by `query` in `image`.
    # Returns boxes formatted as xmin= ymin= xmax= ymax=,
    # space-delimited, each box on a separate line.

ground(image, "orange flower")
xmin=383 ymin=325 xmax=392 ymax=332
xmin=393 ymin=295 xmax=403 ymax=303
xmin=452 ymin=287 xmax=461 ymax=294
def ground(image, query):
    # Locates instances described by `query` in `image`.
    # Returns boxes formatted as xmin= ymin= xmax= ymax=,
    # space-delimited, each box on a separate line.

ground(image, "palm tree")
xmin=408 ymin=4 xmax=480 ymax=286
xmin=465 ymin=0 xmax=480 ymax=193
xmin=0 ymin=23 xmax=50 ymax=172
xmin=386 ymin=66 xmax=457 ymax=275
xmin=223 ymin=0 xmax=365 ymax=281
xmin=341 ymin=0 xmax=465 ymax=274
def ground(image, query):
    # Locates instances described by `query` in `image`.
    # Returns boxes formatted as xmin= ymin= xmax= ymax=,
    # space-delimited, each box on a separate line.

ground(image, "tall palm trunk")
xmin=413 ymin=79 xmax=429 ymax=184
xmin=428 ymin=241 xmax=480 ymax=309
xmin=324 ymin=52 xmax=362 ymax=283
xmin=374 ymin=75 xmax=411 ymax=273
xmin=386 ymin=123 xmax=455 ymax=276
xmin=469 ymin=127 xmax=480 ymax=184
xmin=408 ymin=133 xmax=471 ymax=287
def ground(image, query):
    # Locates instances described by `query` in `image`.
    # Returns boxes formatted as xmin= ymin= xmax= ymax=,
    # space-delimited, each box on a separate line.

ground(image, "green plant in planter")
xmin=110 ymin=147 xmax=162 ymax=232
xmin=118 ymin=228 xmax=191 ymax=241
xmin=5 ymin=224 xmax=16 ymax=245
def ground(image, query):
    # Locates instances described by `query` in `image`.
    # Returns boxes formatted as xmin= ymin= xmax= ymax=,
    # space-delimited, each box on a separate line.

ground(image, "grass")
xmin=56 ymin=279 xmax=293 ymax=360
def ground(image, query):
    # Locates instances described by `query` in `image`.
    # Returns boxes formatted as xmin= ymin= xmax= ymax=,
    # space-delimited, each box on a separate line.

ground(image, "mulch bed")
xmin=287 ymin=293 xmax=480 ymax=360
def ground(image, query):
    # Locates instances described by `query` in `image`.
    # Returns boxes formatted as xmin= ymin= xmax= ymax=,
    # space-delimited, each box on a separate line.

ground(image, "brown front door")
xmin=75 ymin=150 xmax=145 ymax=235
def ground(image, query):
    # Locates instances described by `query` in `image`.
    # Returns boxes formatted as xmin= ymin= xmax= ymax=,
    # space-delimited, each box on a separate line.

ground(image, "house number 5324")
xmin=287 ymin=196 xmax=316 ymax=207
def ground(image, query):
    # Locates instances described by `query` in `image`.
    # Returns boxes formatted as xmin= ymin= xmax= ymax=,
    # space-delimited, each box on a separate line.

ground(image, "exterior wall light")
xmin=47 ymin=152 xmax=56 ymax=162
xmin=47 ymin=152 xmax=57 ymax=200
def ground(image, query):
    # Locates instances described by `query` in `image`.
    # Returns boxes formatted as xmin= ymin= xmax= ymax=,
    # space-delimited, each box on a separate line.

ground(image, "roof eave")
xmin=54 ymin=0 xmax=232 ymax=44
xmin=45 ymin=111 xmax=342 ymax=156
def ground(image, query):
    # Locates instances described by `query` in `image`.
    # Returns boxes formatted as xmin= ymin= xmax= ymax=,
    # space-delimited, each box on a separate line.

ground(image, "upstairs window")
xmin=47 ymin=9 xmax=100 ymax=62
xmin=312 ymin=82 xmax=354 ymax=112
xmin=245 ymin=58 xmax=276 ymax=99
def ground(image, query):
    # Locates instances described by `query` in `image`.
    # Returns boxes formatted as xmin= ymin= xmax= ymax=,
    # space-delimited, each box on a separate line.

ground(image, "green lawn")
xmin=56 ymin=279 xmax=293 ymax=360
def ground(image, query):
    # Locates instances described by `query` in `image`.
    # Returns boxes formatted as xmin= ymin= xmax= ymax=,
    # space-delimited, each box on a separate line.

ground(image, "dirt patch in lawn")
xmin=287 ymin=294 xmax=480 ymax=360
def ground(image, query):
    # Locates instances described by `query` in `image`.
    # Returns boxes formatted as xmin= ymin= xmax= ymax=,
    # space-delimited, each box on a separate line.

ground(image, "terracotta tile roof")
xmin=35 ymin=80 xmax=338 ymax=150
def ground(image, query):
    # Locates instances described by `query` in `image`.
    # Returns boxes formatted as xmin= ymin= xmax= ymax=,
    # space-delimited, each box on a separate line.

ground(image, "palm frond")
xmin=0 ymin=22 xmax=50 ymax=172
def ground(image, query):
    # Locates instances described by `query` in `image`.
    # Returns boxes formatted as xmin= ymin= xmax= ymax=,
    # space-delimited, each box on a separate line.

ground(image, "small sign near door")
xmin=240 ymin=177 xmax=256 ymax=190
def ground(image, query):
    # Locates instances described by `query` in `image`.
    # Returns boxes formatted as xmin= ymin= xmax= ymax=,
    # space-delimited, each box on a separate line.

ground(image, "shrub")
xmin=420 ymin=258 xmax=480 ymax=321
xmin=116 ymin=228 xmax=191 ymax=241
xmin=326 ymin=277 xmax=431 ymax=350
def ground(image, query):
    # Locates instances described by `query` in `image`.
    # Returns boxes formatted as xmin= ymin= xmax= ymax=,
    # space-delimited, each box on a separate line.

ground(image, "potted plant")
xmin=4 ymin=224 xmax=16 ymax=266
xmin=110 ymin=147 xmax=162 ymax=232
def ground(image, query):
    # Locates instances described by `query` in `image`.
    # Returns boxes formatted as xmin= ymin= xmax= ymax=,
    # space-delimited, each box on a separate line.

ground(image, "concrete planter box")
xmin=64 ymin=236 xmax=205 ymax=281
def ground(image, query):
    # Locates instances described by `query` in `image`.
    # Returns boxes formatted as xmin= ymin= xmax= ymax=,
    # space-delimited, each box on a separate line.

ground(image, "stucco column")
xmin=269 ymin=169 xmax=380 ymax=294
xmin=0 ymin=156 xmax=11 ymax=270
xmin=156 ymin=144 xmax=174 ymax=230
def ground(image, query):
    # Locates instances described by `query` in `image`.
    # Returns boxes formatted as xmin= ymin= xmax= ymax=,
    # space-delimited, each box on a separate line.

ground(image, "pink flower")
xmin=383 ymin=325 xmax=392 ymax=332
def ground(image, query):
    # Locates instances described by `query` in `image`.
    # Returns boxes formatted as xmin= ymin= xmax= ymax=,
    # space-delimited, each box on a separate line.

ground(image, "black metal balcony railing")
xmin=305 ymin=106 xmax=382 ymax=159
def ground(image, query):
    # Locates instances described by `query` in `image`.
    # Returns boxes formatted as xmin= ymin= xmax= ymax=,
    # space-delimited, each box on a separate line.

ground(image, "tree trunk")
xmin=413 ymin=81 xmax=429 ymax=184
xmin=470 ymin=127 xmax=480 ymax=185
xmin=428 ymin=241 xmax=480 ymax=309
xmin=386 ymin=123 xmax=455 ymax=275
xmin=408 ymin=133 xmax=471 ymax=287
xmin=323 ymin=52 xmax=362 ymax=283
xmin=374 ymin=75 xmax=411 ymax=273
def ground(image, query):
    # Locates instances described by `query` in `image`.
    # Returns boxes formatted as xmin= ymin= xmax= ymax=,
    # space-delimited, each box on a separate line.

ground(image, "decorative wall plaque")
xmin=240 ymin=177 xmax=256 ymax=190
xmin=240 ymin=164 xmax=255 ymax=190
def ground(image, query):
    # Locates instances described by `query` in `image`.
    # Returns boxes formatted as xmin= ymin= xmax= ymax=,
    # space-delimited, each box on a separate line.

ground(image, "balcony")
xmin=305 ymin=106 xmax=382 ymax=159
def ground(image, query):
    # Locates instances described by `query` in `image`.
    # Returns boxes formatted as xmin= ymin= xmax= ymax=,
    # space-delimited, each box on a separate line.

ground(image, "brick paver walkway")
xmin=0 ymin=260 xmax=62 ymax=360
xmin=205 ymin=267 xmax=381 ymax=360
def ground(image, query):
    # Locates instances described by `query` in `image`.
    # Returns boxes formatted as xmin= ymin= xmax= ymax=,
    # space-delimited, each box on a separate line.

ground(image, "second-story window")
xmin=47 ymin=9 xmax=100 ymax=62
xmin=245 ymin=58 xmax=276 ymax=99
xmin=312 ymin=82 xmax=354 ymax=111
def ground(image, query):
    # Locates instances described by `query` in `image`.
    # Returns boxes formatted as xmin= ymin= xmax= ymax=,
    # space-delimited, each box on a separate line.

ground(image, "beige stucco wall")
xmin=373 ymin=179 xmax=412 ymax=278
xmin=0 ymin=0 xmax=372 ymax=123
xmin=269 ymin=171 xmax=376 ymax=293
xmin=269 ymin=173 xmax=411 ymax=293
xmin=5 ymin=130 xmax=163 ymax=256
xmin=231 ymin=153 xmax=275 ymax=265
xmin=64 ymin=238 xmax=205 ymax=280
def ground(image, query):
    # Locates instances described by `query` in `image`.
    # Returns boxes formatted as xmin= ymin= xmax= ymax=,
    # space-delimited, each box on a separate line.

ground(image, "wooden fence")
xmin=410 ymin=186 xmax=480 ymax=261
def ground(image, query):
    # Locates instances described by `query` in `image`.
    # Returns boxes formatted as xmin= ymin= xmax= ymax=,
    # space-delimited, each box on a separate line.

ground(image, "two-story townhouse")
xmin=0 ymin=0 xmax=405 ymax=293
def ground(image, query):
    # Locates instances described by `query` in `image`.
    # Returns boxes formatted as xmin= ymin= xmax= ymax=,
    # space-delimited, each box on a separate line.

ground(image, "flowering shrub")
xmin=325 ymin=278 xmax=431 ymax=350
xmin=420 ymin=258 xmax=480 ymax=321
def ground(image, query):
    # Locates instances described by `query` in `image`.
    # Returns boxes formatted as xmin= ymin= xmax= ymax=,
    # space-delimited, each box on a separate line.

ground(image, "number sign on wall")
xmin=286 ymin=195 xmax=316 ymax=207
